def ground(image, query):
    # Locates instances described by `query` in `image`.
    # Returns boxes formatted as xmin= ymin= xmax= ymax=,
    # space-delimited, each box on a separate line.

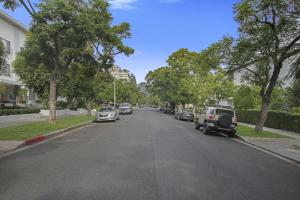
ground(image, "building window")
xmin=0 ymin=64 xmax=11 ymax=77
xmin=0 ymin=38 xmax=11 ymax=54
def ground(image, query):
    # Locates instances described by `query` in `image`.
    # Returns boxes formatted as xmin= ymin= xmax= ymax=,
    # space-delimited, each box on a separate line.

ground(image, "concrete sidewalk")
xmin=239 ymin=123 xmax=300 ymax=163
xmin=0 ymin=113 xmax=46 ymax=128
xmin=0 ymin=141 xmax=23 ymax=154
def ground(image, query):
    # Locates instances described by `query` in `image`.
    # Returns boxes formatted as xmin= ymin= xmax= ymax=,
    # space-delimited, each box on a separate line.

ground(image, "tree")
xmin=287 ymin=79 xmax=300 ymax=110
xmin=209 ymin=69 xmax=234 ymax=105
xmin=129 ymin=73 xmax=137 ymax=85
xmin=114 ymin=80 xmax=140 ymax=105
xmin=234 ymin=84 xmax=260 ymax=109
xmin=219 ymin=0 xmax=300 ymax=131
xmin=13 ymin=1 xmax=93 ymax=122
xmin=0 ymin=83 xmax=7 ymax=100
xmin=146 ymin=67 xmax=177 ymax=104
xmin=14 ymin=54 xmax=50 ymax=101
xmin=12 ymin=0 xmax=133 ymax=122
xmin=60 ymin=62 xmax=97 ymax=115
xmin=0 ymin=0 xmax=37 ymax=17
xmin=166 ymin=48 xmax=198 ymax=106
xmin=146 ymin=46 xmax=233 ymax=110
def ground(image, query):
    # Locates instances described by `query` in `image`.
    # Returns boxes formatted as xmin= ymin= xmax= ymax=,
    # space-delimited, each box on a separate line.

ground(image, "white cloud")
xmin=108 ymin=0 xmax=137 ymax=9
xmin=160 ymin=0 xmax=182 ymax=3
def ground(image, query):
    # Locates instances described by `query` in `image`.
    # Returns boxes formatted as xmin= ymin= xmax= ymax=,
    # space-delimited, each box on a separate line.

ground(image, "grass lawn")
xmin=237 ymin=124 xmax=289 ymax=138
xmin=0 ymin=115 xmax=94 ymax=141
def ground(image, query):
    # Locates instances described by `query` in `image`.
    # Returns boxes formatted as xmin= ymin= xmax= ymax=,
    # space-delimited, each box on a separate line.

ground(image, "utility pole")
xmin=114 ymin=78 xmax=116 ymax=109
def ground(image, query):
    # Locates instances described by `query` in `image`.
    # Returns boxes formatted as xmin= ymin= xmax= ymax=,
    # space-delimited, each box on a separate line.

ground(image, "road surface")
xmin=0 ymin=108 xmax=300 ymax=200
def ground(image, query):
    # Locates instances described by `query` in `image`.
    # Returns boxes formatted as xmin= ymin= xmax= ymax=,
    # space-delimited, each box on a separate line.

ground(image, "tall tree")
xmin=12 ymin=0 xmax=133 ymax=122
xmin=60 ymin=51 xmax=101 ymax=115
xmin=219 ymin=0 xmax=300 ymax=131
xmin=166 ymin=48 xmax=198 ymax=106
xmin=146 ymin=67 xmax=177 ymax=104
xmin=14 ymin=0 xmax=95 ymax=122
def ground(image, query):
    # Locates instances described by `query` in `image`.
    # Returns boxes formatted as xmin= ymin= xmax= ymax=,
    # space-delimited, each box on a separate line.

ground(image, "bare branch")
xmin=243 ymin=67 xmax=264 ymax=85
xmin=26 ymin=0 xmax=37 ymax=15
xmin=282 ymin=48 xmax=300 ymax=62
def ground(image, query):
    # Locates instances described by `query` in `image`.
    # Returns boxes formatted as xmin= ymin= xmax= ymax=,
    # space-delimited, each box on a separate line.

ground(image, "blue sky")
xmin=1 ymin=0 xmax=239 ymax=83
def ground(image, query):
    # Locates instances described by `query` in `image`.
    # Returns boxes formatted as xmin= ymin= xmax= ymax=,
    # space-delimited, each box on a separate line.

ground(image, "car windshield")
xmin=207 ymin=109 xmax=215 ymax=115
xmin=216 ymin=109 xmax=234 ymax=116
xmin=99 ymin=107 xmax=114 ymax=112
xmin=120 ymin=103 xmax=131 ymax=107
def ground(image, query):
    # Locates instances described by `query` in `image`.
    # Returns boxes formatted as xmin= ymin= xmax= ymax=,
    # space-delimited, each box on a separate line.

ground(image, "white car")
xmin=119 ymin=103 xmax=133 ymax=114
xmin=95 ymin=107 xmax=119 ymax=122
xmin=194 ymin=107 xmax=237 ymax=137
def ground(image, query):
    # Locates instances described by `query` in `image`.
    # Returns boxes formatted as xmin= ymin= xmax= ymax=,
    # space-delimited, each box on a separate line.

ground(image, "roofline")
xmin=0 ymin=10 xmax=28 ymax=32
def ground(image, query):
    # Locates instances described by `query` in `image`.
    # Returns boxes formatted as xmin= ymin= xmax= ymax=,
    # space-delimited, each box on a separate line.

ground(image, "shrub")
xmin=236 ymin=109 xmax=300 ymax=133
xmin=0 ymin=108 xmax=40 ymax=116
xmin=0 ymin=105 xmax=27 ymax=110
xmin=292 ymin=107 xmax=300 ymax=114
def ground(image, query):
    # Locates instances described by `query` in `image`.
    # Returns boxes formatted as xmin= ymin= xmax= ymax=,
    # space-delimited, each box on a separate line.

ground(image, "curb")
xmin=14 ymin=121 xmax=93 ymax=150
xmin=235 ymin=135 xmax=300 ymax=167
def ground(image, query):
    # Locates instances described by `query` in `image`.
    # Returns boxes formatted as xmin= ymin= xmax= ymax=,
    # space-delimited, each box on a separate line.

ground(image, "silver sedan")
xmin=95 ymin=107 xmax=119 ymax=122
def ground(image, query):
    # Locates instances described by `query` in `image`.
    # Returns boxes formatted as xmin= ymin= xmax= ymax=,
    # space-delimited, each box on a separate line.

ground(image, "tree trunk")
xmin=192 ymin=106 xmax=196 ymax=119
xmin=255 ymin=96 xmax=270 ymax=132
xmin=255 ymin=63 xmax=282 ymax=132
xmin=86 ymin=100 xmax=92 ymax=116
xmin=48 ymin=77 xmax=57 ymax=123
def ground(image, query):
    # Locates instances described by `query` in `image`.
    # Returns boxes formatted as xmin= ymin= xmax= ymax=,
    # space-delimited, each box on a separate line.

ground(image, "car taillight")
xmin=208 ymin=115 xmax=215 ymax=120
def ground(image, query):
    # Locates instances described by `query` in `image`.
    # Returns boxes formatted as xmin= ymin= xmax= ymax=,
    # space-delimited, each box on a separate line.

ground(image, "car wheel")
xmin=195 ymin=121 xmax=200 ymax=130
xmin=227 ymin=131 xmax=236 ymax=138
xmin=202 ymin=122 xmax=209 ymax=134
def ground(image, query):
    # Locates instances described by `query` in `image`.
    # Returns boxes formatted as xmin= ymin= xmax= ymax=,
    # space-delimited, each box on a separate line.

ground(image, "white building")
xmin=0 ymin=10 xmax=35 ymax=106
xmin=234 ymin=61 xmax=293 ymax=87
xmin=110 ymin=65 xmax=130 ymax=82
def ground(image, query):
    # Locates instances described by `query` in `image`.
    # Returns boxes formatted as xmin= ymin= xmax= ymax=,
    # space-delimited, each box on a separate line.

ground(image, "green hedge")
xmin=236 ymin=110 xmax=300 ymax=133
xmin=0 ymin=108 xmax=41 ymax=116
xmin=0 ymin=106 xmax=27 ymax=110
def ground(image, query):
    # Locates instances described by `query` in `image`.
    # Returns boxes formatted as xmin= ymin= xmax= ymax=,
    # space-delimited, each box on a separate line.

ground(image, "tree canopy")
xmin=211 ymin=0 xmax=300 ymax=131
xmin=146 ymin=47 xmax=234 ymax=108
xmin=11 ymin=0 xmax=134 ymax=122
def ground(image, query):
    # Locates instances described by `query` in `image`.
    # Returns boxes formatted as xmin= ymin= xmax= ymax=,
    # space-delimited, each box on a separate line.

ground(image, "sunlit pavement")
xmin=0 ymin=109 xmax=300 ymax=200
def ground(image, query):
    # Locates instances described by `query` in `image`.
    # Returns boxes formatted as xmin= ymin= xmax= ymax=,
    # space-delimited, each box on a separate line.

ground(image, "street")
xmin=0 ymin=109 xmax=300 ymax=200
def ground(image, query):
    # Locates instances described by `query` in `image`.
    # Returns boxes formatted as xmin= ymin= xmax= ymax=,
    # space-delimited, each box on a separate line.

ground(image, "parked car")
xmin=164 ymin=107 xmax=175 ymax=114
xmin=95 ymin=107 xmax=119 ymax=122
xmin=175 ymin=108 xmax=194 ymax=121
xmin=194 ymin=107 xmax=237 ymax=137
xmin=119 ymin=103 xmax=133 ymax=114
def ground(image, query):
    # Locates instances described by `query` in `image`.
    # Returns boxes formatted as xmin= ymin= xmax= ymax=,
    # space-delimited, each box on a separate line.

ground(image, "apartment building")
xmin=234 ymin=60 xmax=294 ymax=87
xmin=0 ymin=10 xmax=35 ymax=106
xmin=110 ymin=65 xmax=131 ymax=82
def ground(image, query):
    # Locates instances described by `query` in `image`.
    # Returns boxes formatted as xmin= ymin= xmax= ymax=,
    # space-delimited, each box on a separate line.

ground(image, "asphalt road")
xmin=0 ymin=109 xmax=300 ymax=200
